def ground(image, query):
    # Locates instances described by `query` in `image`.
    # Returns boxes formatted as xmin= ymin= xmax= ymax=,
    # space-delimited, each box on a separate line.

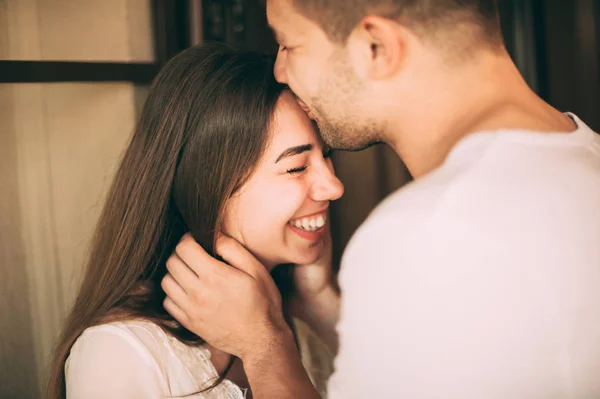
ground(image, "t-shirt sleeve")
xmin=65 ymin=327 xmax=165 ymax=399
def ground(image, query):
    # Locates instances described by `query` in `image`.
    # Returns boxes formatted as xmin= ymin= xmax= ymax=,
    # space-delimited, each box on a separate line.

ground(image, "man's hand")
xmin=161 ymin=233 xmax=289 ymax=360
xmin=162 ymin=233 xmax=321 ymax=399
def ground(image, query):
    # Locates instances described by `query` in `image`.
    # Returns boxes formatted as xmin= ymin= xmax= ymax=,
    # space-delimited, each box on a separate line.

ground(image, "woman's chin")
xmin=263 ymin=243 xmax=324 ymax=270
xmin=283 ymin=249 xmax=322 ymax=267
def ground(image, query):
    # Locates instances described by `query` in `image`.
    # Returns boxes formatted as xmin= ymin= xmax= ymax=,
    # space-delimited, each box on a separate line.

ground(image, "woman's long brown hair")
xmin=46 ymin=43 xmax=287 ymax=399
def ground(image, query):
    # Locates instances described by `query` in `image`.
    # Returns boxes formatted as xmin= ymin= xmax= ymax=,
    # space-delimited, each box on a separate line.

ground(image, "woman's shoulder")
xmin=68 ymin=319 xmax=244 ymax=398
xmin=84 ymin=319 xmax=167 ymax=341
xmin=72 ymin=319 xmax=168 ymax=362
xmin=69 ymin=319 xmax=217 ymax=377
xmin=68 ymin=320 xmax=177 ymax=369
xmin=66 ymin=319 xmax=172 ymax=397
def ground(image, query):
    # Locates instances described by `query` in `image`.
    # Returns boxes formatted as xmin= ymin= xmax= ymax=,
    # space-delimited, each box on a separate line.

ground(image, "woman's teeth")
xmin=289 ymin=214 xmax=326 ymax=232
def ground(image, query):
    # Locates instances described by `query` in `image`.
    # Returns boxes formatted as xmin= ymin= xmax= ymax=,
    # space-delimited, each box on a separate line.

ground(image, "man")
xmin=162 ymin=0 xmax=600 ymax=397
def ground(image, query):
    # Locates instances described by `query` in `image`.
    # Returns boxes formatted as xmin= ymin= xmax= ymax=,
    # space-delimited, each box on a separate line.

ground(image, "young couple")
xmin=49 ymin=0 xmax=600 ymax=398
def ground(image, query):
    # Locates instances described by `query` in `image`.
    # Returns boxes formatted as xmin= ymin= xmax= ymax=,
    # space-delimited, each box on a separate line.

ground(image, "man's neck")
xmin=385 ymin=50 xmax=575 ymax=178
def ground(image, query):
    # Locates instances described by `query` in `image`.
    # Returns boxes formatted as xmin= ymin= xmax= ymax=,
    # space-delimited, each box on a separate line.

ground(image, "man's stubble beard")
xmin=310 ymin=56 xmax=383 ymax=151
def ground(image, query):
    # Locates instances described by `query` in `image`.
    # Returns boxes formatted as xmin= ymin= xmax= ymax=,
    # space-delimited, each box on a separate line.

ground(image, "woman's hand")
xmin=290 ymin=222 xmax=341 ymax=352
xmin=292 ymin=222 xmax=335 ymax=300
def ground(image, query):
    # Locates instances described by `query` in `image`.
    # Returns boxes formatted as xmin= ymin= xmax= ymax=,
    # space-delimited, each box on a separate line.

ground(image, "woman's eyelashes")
xmin=286 ymin=166 xmax=307 ymax=175
xmin=285 ymin=148 xmax=333 ymax=175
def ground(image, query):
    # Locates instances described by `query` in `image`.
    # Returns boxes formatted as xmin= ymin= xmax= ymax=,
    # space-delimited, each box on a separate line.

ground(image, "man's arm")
xmin=161 ymin=234 xmax=321 ymax=399
xmin=242 ymin=327 xmax=320 ymax=399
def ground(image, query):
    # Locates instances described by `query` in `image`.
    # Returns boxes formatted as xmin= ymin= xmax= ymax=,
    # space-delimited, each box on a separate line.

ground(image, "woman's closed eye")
xmin=284 ymin=146 xmax=332 ymax=175
xmin=286 ymin=166 xmax=307 ymax=175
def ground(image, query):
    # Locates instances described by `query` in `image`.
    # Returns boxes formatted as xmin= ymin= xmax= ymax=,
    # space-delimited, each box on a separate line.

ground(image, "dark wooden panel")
xmin=0 ymin=61 xmax=159 ymax=83
xmin=151 ymin=0 xmax=191 ymax=64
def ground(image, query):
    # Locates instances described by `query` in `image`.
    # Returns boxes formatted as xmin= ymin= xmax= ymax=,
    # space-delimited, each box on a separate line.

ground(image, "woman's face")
xmin=223 ymin=91 xmax=344 ymax=269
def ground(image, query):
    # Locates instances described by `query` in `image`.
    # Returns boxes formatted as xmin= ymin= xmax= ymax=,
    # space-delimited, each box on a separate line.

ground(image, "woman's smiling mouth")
xmin=288 ymin=210 xmax=328 ymax=240
xmin=288 ymin=211 xmax=326 ymax=231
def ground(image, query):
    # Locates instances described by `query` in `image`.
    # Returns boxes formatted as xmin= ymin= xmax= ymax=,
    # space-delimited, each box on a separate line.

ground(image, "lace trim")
xmin=124 ymin=319 xmax=332 ymax=398
xmin=135 ymin=321 xmax=245 ymax=398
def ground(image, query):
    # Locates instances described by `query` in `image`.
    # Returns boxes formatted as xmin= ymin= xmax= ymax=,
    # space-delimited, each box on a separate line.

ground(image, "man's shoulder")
xmin=362 ymin=117 xmax=600 ymax=231
xmin=341 ymin=167 xmax=462 ymax=264
xmin=362 ymin=157 xmax=468 ymax=228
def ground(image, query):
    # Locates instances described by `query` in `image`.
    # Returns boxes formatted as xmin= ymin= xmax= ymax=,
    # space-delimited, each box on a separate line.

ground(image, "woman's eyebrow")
xmin=275 ymin=144 xmax=312 ymax=163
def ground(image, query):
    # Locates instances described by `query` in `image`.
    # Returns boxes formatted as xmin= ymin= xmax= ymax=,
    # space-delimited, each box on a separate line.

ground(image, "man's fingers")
xmin=161 ymin=272 xmax=188 ymax=302
xmin=163 ymin=296 xmax=191 ymax=329
xmin=166 ymin=253 xmax=201 ymax=293
xmin=215 ymin=233 xmax=265 ymax=279
xmin=215 ymin=234 xmax=281 ymax=300
xmin=175 ymin=233 xmax=225 ymax=277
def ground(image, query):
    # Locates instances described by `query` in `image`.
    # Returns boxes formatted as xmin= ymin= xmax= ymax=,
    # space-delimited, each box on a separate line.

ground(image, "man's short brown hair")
xmin=291 ymin=0 xmax=503 ymax=49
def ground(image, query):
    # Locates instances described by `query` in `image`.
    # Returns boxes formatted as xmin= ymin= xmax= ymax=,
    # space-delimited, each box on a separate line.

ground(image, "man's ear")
xmin=347 ymin=15 xmax=406 ymax=81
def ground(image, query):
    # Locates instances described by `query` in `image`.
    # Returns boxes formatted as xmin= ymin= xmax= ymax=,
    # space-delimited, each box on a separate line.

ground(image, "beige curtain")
xmin=0 ymin=1 xmax=153 ymax=397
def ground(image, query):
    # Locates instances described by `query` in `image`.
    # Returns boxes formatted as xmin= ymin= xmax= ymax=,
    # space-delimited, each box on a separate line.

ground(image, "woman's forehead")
xmin=267 ymin=94 xmax=318 ymax=154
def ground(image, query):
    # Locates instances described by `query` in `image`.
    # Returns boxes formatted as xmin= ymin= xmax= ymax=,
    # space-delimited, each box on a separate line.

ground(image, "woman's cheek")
xmin=283 ymin=182 xmax=311 ymax=211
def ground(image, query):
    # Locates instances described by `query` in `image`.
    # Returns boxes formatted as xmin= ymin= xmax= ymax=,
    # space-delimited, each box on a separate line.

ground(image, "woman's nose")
xmin=311 ymin=162 xmax=344 ymax=202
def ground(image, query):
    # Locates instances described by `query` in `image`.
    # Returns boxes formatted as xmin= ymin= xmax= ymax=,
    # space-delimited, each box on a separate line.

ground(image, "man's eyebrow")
xmin=275 ymin=144 xmax=313 ymax=163
xmin=268 ymin=24 xmax=284 ymax=43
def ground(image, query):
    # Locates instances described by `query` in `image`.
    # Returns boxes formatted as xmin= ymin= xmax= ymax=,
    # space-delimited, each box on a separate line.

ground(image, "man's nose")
xmin=274 ymin=47 xmax=288 ymax=84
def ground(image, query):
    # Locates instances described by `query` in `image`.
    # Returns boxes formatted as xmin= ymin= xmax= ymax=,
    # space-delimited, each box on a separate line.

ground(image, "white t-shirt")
xmin=328 ymin=114 xmax=600 ymax=398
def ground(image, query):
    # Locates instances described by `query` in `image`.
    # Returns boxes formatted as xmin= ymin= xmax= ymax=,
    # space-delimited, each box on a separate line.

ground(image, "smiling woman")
xmin=46 ymin=43 xmax=338 ymax=399
xmin=224 ymin=92 xmax=343 ymax=270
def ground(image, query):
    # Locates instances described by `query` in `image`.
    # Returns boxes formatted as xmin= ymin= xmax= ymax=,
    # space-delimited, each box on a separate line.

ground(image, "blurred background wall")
xmin=0 ymin=0 xmax=598 ymax=397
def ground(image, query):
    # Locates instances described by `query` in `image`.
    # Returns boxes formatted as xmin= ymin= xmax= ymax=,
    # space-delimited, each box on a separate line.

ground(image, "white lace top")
xmin=65 ymin=319 xmax=332 ymax=398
